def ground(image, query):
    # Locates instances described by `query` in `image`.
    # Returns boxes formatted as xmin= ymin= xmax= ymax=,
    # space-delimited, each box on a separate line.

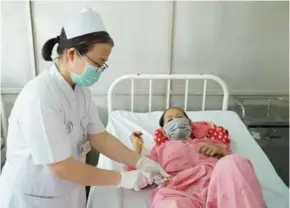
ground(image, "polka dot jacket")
xmin=154 ymin=121 xmax=231 ymax=146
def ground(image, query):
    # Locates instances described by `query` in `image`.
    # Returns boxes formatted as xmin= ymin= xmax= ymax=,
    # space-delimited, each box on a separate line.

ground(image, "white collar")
xmin=50 ymin=63 xmax=77 ymax=102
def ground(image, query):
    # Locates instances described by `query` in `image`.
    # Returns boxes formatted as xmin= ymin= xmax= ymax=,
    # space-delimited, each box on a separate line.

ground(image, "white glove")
xmin=136 ymin=156 xmax=170 ymax=178
xmin=118 ymin=170 xmax=154 ymax=191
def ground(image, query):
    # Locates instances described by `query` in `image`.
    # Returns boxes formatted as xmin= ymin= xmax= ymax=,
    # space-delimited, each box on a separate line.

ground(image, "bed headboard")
xmin=107 ymin=74 xmax=229 ymax=115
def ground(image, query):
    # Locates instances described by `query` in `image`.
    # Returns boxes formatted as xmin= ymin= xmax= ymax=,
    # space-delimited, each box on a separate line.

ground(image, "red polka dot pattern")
xmin=206 ymin=124 xmax=231 ymax=145
xmin=154 ymin=129 xmax=169 ymax=146
xmin=154 ymin=123 xmax=231 ymax=146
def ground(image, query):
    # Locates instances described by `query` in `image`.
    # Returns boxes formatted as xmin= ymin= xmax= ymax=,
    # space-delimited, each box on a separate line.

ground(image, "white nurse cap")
xmin=63 ymin=7 xmax=106 ymax=39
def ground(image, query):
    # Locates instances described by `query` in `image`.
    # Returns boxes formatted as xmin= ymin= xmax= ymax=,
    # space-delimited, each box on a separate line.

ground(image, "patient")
xmin=125 ymin=107 xmax=267 ymax=208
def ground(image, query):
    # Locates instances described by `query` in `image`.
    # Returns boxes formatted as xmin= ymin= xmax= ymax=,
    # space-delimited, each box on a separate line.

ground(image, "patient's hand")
xmin=130 ymin=132 xmax=144 ymax=154
xmin=198 ymin=143 xmax=227 ymax=158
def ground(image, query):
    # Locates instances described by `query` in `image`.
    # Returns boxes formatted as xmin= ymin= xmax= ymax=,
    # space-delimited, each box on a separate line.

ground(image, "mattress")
xmin=87 ymin=110 xmax=289 ymax=208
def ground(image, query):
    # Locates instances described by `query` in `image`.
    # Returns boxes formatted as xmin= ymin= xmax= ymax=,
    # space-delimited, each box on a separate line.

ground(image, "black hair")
xmin=159 ymin=107 xmax=190 ymax=127
xmin=41 ymin=28 xmax=114 ymax=61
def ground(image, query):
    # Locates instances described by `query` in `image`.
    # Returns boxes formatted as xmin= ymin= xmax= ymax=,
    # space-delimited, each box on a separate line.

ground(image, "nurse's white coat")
xmin=0 ymin=64 xmax=105 ymax=208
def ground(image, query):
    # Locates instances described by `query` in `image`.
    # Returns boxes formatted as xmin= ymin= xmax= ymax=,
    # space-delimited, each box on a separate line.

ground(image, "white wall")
xmin=171 ymin=1 xmax=289 ymax=94
xmin=1 ymin=1 xmax=289 ymax=125
xmin=1 ymin=1 xmax=35 ymax=88
xmin=32 ymin=1 xmax=173 ymax=93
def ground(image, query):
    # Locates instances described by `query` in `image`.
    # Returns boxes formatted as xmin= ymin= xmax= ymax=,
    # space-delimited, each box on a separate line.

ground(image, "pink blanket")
xmin=125 ymin=138 xmax=267 ymax=208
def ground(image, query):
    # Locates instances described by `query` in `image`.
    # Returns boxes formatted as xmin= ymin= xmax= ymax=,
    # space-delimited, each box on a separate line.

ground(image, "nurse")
xmin=0 ymin=8 xmax=169 ymax=208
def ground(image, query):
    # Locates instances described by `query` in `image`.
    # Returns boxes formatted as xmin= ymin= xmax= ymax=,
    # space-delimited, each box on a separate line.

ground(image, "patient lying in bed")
xmin=124 ymin=107 xmax=267 ymax=208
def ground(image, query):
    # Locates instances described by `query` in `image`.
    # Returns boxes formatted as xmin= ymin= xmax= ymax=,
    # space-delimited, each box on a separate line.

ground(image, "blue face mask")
xmin=71 ymin=64 xmax=101 ymax=87
xmin=163 ymin=118 xmax=192 ymax=140
xmin=71 ymin=53 xmax=104 ymax=87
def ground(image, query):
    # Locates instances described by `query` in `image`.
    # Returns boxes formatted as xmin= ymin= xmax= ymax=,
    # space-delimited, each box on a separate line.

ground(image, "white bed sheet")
xmin=87 ymin=110 xmax=289 ymax=208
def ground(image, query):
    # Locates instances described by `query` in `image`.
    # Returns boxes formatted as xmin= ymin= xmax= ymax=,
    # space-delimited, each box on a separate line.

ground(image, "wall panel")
xmin=31 ymin=1 xmax=173 ymax=94
xmin=1 ymin=1 xmax=35 ymax=87
xmin=171 ymin=1 xmax=289 ymax=94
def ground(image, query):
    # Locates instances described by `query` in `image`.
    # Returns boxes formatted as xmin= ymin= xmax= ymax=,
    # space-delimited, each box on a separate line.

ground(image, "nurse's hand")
xmin=135 ymin=156 xmax=170 ymax=178
xmin=118 ymin=170 xmax=154 ymax=191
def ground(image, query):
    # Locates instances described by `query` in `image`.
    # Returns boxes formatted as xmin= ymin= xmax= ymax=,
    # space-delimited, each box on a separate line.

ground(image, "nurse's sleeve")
xmin=87 ymin=99 xmax=105 ymax=134
xmin=21 ymin=99 xmax=72 ymax=165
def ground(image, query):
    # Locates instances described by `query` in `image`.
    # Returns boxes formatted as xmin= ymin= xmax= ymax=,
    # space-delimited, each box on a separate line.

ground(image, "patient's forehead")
xmin=164 ymin=108 xmax=186 ymax=121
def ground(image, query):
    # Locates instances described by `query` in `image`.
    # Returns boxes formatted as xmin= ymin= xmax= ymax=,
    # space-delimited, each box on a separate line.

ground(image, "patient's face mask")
xmin=163 ymin=118 xmax=192 ymax=140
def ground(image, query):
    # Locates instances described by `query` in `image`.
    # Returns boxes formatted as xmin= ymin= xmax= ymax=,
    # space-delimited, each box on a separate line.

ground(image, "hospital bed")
xmin=87 ymin=74 xmax=289 ymax=208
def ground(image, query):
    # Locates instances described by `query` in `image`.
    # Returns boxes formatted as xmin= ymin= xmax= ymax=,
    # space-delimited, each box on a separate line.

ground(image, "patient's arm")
xmin=210 ymin=138 xmax=232 ymax=155
xmin=124 ymin=133 xmax=158 ymax=171
xmin=130 ymin=133 xmax=144 ymax=154
xmin=198 ymin=138 xmax=232 ymax=158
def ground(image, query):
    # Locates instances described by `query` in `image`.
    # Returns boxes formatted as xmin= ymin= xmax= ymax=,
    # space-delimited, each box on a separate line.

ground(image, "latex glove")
xmin=118 ymin=170 xmax=154 ymax=191
xmin=136 ymin=156 xmax=170 ymax=178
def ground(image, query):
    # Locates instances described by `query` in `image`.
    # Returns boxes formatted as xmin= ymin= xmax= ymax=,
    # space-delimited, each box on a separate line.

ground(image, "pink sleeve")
xmin=146 ymin=146 xmax=158 ymax=161
xmin=123 ymin=147 xmax=159 ymax=171
xmin=123 ymin=164 xmax=135 ymax=171
xmin=192 ymin=122 xmax=210 ymax=138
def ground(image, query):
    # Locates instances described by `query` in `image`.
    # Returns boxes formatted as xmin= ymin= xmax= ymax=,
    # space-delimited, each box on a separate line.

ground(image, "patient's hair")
xmin=159 ymin=107 xmax=190 ymax=127
xmin=42 ymin=28 xmax=114 ymax=61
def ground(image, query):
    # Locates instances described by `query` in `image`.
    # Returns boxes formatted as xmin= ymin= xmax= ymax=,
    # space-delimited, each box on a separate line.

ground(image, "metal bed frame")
xmin=231 ymin=96 xmax=289 ymax=128
xmin=107 ymin=74 xmax=230 ymax=115
xmin=0 ymin=97 xmax=7 ymax=174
